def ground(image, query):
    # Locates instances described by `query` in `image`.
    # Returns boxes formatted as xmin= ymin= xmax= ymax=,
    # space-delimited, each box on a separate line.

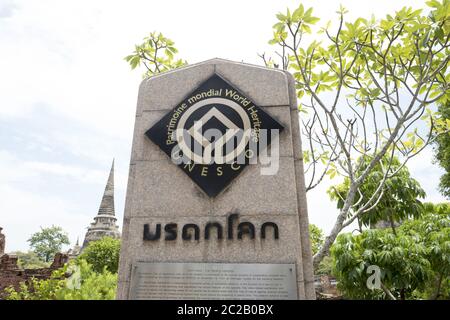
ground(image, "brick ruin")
xmin=314 ymin=275 xmax=342 ymax=300
xmin=0 ymin=227 xmax=5 ymax=256
xmin=0 ymin=228 xmax=69 ymax=299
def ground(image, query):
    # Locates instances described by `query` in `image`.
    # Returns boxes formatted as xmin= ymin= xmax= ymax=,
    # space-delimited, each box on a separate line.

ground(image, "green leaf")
xmin=426 ymin=0 xmax=441 ymax=8
xmin=276 ymin=12 xmax=287 ymax=22
xmin=302 ymin=24 xmax=312 ymax=33
xmin=165 ymin=48 xmax=174 ymax=60
xmin=130 ymin=56 xmax=140 ymax=69
xmin=304 ymin=16 xmax=320 ymax=24
xmin=292 ymin=4 xmax=304 ymax=21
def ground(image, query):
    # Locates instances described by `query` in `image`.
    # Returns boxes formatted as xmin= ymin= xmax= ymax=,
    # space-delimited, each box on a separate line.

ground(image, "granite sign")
xmin=117 ymin=58 xmax=315 ymax=299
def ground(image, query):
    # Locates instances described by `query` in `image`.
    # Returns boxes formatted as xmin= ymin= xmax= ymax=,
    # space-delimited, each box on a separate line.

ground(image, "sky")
xmin=0 ymin=0 xmax=446 ymax=252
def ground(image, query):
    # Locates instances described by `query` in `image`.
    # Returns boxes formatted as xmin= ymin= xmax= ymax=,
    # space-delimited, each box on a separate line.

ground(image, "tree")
xmin=124 ymin=31 xmax=187 ymax=78
xmin=309 ymin=225 xmax=337 ymax=275
xmin=434 ymin=101 xmax=450 ymax=198
xmin=12 ymin=251 xmax=49 ymax=269
xmin=328 ymin=156 xmax=426 ymax=232
xmin=401 ymin=202 xmax=450 ymax=299
xmin=27 ymin=226 xmax=70 ymax=262
xmin=78 ymin=237 xmax=121 ymax=274
xmin=332 ymin=229 xmax=430 ymax=300
xmin=315 ymin=256 xmax=334 ymax=276
xmin=266 ymin=1 xmax=450 ymax=267
xmin=5 ymin=259 xmax=117 ymax=300
xmin=331 ymin=202 xmax=449 ymax=300
xmin=309 ymin=224 xmax=324 ymax=255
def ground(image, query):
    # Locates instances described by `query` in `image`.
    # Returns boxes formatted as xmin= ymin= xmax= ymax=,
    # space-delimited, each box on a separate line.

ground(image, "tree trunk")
xmin=313 ymin=183 xmax=358 ymax=268
xmin=400 ymin=288 xmax=406 ymax=300
xmin=429 ymin=273 xmax=444 ymax=300
xmin=389 ymin=216 xmax=397 ymax=236
xmin=313 ymin=111 xmax=409 ymax=268
xmin=380 ymin=282 xmax=396 ymax=300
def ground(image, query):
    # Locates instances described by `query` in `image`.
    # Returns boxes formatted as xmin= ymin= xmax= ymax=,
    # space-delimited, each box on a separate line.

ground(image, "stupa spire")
xmin=82 ymin=159 xmax=120 ymax=249
xmin=98 ymin=159 xmax=115 ymax=216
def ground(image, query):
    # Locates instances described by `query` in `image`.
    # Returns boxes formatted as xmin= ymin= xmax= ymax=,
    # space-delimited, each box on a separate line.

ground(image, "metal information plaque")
xmin=129 ymin=262 xmax=298 ymax=300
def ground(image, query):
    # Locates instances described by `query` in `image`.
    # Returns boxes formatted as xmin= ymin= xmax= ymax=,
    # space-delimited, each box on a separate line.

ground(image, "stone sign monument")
xmin=117 ymin=58 xmax=315 ymax=299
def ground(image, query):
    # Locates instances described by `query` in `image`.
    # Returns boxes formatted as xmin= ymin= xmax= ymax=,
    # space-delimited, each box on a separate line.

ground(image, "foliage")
xmin=78 ymin=237 xmax=121 ymax=274
xmin=309 ymin=224 xmax=324 ymax=255
xmin=27 ymin=226 xmax=70 ymax=262
xmin=315 ymin=255 xmax=334 ymax=276
xmin=434 ymin=101 xmax=450 ymax=198
xmin=125 ymin=31 xmax=187 ymax=77
xmin=309 ymin=225 xmax=336 ymax=275
xmin=401 ymin=202 xmax=450 ymax=299
xmin=267 ymin=1 xmax=450 ymax=266
xmin=328 ymin=156 xmax=426 ymax=229
xmin=5 ymin=259 xmax=117 ymax=300
xmin=331 ymin=203 xmax=450 ymax=299
xmin=12 ymin=251 xmax=49 ymax=269
xmin=332 ymin=229 xmax=430 ymax=299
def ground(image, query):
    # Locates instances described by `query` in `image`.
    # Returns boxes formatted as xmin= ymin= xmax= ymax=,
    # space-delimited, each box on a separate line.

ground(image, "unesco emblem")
xmin=145 ymin=74 xmax=284 ymax=197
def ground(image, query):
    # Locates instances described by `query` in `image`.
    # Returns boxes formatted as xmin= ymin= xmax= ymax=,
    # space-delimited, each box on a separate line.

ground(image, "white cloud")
xmin=0 ymin=0 xmax=17 ymax=18
xmin=407 ymin=147 xmax=446 ymax=203
xmin=0 ymin=184 xmax=89 ymax=253
xmin=0 ymin=149 xmax=127 ymax=251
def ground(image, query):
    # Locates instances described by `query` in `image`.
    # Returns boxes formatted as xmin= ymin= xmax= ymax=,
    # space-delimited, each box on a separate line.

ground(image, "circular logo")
xmin=175 ymin=97 xmax=251 ymax=164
